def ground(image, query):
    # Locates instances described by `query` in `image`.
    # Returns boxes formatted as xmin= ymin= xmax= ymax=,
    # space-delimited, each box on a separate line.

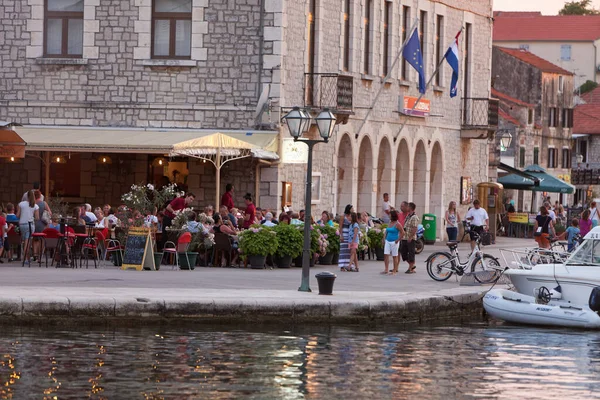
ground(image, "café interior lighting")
xmin=97 ymin=155 xmax=112 ymax=164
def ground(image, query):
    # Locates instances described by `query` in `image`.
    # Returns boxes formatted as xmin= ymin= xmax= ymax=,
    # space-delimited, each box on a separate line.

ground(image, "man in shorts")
xmin=466 ymin=199 xmax=489 ymax=251
xmin=401 ymin=202 xmax=420 ymax=274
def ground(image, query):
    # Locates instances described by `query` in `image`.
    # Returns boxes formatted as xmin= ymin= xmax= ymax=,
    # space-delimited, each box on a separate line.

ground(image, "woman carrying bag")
xmin=533 ymin=206 xmax=553 ymax=249
xmin=16 ymin=190 xmax=40 ymax=265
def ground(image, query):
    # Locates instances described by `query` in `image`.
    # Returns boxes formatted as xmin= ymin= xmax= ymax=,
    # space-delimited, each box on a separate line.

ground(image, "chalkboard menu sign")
xmin=122 ymin=227 xmax=155 ymax=271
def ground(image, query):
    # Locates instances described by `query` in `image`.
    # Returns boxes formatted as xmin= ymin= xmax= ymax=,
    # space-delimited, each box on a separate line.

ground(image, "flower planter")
xmin=152 ymin=252 xmax=163 ymax=271
xmin=275 ymin=255 xmax=293 ymax=268
xmin=248 ymin=255 xmax=267 ymax=269
xmin=178 ymin=252 xmax=198 ymax=270
xmin=332 ymin=253 xmax=339 ymax=265
xmin=375 ymin=248 xmax=385 ymax=261
xmin=318 ymin=252 xmax=334 ymax=265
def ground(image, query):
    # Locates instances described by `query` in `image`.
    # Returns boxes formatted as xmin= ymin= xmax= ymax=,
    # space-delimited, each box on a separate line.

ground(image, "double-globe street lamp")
xmin=282 ymin=107 xmax=336 ymax=292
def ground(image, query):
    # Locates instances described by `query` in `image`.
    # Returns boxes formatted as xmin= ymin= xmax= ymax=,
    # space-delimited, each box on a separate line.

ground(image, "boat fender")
xmin=589 ymin=287 xmax=600 ymax=312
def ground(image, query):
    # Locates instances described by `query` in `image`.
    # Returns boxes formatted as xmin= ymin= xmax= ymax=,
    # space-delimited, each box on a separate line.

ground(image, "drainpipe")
xmin=256 ymin=0 xmax=266 ymax=99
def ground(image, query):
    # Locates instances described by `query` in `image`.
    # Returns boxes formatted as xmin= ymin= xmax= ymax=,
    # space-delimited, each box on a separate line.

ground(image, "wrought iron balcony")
xmin=572 ymin=167 xmax=600 ymax=185
xmin=461 ymin=97 xmax=499 ymax=133
xmin=304 ymin=73 xmax=353 ymax=114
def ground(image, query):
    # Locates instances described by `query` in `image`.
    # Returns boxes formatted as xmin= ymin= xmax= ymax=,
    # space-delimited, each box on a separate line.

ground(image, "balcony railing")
xmin=572 ymin=168 xmax=600 ymax=185
xmin=304 ymin=73 xmax=353 ymax=113
xmin=461 ymin=98 xmax=499 ymax=131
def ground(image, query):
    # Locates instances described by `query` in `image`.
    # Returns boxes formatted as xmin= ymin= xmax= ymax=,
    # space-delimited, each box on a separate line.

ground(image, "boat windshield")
xmin=567 ymin=239 xmax=600 ymax=266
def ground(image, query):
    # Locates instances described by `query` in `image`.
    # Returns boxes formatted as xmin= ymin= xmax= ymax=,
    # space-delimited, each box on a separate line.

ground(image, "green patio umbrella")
xmin=498 ymin=164 xmax=575 ymax=194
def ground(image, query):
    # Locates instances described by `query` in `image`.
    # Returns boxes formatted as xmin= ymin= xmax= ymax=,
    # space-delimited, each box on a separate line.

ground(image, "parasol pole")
xmin=215 ymin=148 xmax=221 ymax=210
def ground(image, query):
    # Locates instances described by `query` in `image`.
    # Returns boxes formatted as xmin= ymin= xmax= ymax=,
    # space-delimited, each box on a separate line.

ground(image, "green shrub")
xmin=274 ymin=223 xmax=303 ymax=258
xmin=367 ymin=225 xmax=387 ymax=249
xmin=238 ymin=226 xmax=278 ymax=256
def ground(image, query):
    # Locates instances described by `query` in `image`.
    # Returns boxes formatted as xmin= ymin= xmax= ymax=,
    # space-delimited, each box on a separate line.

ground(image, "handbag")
xmin=41 ymin=210 xmax=51 ymax=224
xmin=534 ymin=217 xmax=548 ymax=237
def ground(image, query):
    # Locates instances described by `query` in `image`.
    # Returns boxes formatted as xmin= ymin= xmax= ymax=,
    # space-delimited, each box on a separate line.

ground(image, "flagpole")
xmin=393 ymin=27 xmax=464 ymax=142
xmin=354 ymin=17 xmax=420 ymax=139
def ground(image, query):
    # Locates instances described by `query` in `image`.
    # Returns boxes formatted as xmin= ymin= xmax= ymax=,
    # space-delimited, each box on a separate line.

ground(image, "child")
xmin=48 ymin=216 xmax=61 ymax=231
xmin=565 ymin=218 xmax=580 ymax=252
xmin=346 ymin=212 xmax=360 ymax=272
xmin=186 ymin=212 xmax=200 ymax=233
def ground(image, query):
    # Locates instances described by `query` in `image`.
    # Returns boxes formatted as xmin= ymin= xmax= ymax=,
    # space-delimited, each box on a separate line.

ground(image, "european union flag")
xmin=402 ymin=27 xmax=426 ymax=94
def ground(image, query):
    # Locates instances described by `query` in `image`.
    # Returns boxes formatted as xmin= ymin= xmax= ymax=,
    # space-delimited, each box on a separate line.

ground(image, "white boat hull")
xmin=505 ymin=264 xmax=600 ymax=305
xmin=483 ymin=289 xmax=600 ymax=329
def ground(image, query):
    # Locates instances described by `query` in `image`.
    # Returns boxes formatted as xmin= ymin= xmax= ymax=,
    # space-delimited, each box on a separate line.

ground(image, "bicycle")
xmin=426 ymin=232 xmax=502 ymax=284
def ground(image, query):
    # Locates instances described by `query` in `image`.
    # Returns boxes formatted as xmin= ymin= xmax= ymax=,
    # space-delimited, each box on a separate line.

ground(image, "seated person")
xmin=290 ymin=212 xmax=302 ymax=225
xmin=48 ymin=216 xmax=61 ymax=231
xmin=318 ymin=210 xmax=334 ymax=227
xmin=219 ymin=205 xmax=237 ymax=228
xmin=73 ymin=207 xmax=86 ymax=225
xmin=212 ymin=214 xmax=237 ymax=238
xmin=186 ymin=212 xmax=201 ymax=233
xmin=261 ymin=212 xmax=278 ymax=227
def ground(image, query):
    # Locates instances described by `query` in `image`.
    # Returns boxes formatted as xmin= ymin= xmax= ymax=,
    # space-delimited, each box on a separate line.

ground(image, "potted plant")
xmin=238 ymin=226 xmax=278 ymax=269
xmin=294 ymin=225 xmax=320 ymax=267
xmin=273 ymin=224 xmax=303 ymax=268
xmin=367 ymin=225 xmax=386 ymax=261
xmin=188 ymin=231 xmax=214 ymax=267
xmin=317 ymin=225 xmax=339 ymax=265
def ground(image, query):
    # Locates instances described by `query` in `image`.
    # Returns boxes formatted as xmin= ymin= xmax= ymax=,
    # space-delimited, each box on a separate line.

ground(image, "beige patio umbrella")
xmin=171 ymin=132 xmax=259 ymax=209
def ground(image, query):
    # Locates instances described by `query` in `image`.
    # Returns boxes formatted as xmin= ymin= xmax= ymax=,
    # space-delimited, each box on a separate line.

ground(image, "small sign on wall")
xmin=282 ymin=138 xmax=309 ymax=164
xmin=461 ymin=177 xmax=473 ymax=205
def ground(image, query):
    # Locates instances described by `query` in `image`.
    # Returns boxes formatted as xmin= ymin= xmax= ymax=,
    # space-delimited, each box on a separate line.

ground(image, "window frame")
xmin=343 ymin=0 xmax=351 ymax=71
xmin=435 ymin=14 xmax=443 ymax=86
xmin=560 ymin=44 xmax=571 ymax=61
xmin=44 ymin=0 xmax=84 ymax=58
xmin=419 ymin=10 xmax=427 ymax=77
xmin=401 ymin=5 xmax=410 ymax=80
xmin=151 ymin=0 xmax=193 ymax=60
xmin=547 ymin=147 xmax=558 ymax=169
xmin=519 ymin=147 xmax=526 ymax=168
xmin=562 ymin=148 xmax=571 ymax=169
xmin=363 ymin=0 xmax=372 ymax=75
xmin=533 ymin=147 xmax=539 ymax=165
xmin=382 ymin=0 xmax=392 ymax=76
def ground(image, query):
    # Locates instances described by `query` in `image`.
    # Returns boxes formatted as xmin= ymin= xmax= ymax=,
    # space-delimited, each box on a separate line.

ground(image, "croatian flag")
xmin=444 ymin=30 xmax=461 ymax=98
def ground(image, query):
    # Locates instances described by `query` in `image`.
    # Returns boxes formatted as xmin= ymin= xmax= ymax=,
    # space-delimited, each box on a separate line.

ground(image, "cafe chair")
xmin=212 ymin=233 xmax=237 ymax=267
xmin=95 ymin=230 xmax=122 ymax=267
xmin=163 ymin=232 xmax=192 ymax=271
xmin=41 ymin=228 xmax=61 ymax=268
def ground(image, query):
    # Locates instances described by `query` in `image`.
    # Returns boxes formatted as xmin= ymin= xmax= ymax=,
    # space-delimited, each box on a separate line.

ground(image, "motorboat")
xmin=483 ymin=288 xmax=600 ymax=329
xmin=503 ymin=227 xmax=600 ymax=306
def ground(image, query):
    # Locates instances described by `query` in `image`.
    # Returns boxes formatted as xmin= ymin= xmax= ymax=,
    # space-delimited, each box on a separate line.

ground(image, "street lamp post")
xmin=282 ymin=107 xmax=336 ymax=292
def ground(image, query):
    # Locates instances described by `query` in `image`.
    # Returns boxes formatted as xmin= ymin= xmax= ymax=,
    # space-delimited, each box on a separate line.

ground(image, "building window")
xmin=382 ymin=0 xmax=392 ymax=76
xmin=519 ymin=147 xmax=525 ymax=168
xmin=560 ymin=44 xmax=571 ymax=61
xmin=152 ymin=0 xmax=192 ymax=59
xmin=533 ymin=147 xmax=539 ymax=165
xmin=343 ymin=0 xmax=351 ymax=71
xmin=435 ymin=14 xmax=443 ymax=86
xmin=363 ymin=0 xmax=372 ymax=74
xmin=308 ymin=0 xmax=317 ymax=74
xmin=547 ymin=148 xmax=558 ymax=168
xmin=44 ymin=0 xmax=84 ymax=57
xmin=463 ymin=23 xmax=472 ymax=120
xmin=419 ymin=10 xmax=427 ymax=75
xmin=528 ymin=109 xmax=534 ymax=125
xmin=519 ymin=44 xmax=529 ymax=51
xmin=562 ymin=148 xmax=571 ymax=169
xmin=401 ymin=5 xmax=410 ymax=80
xmin=549 ymin=107 xmax=558 ymax=127
xmin=558 ymin=76 xmax=564 ymax=93
xmin=579 ymin=140 xmax=588 ymax=163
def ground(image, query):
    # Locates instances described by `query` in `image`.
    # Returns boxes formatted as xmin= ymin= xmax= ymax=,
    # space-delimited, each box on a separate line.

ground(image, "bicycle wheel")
xmin=471 ymin=254 xmax=502 ymax=283
xmin=426 ymin=252 xmax=454 ymax=281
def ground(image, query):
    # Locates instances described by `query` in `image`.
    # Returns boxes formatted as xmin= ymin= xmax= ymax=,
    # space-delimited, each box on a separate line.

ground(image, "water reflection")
xmin=0 ymin=323 xmax=600 ymax=398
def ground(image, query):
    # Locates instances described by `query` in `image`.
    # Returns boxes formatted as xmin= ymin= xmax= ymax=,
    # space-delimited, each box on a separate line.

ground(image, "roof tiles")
xmin=494 ymin=14 xmax=600 ymax=42
xmin=495 ymin=47 xmax=574 ymax=75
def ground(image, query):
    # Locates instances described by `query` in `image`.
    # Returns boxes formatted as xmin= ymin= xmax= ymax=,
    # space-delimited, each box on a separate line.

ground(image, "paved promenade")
xmin=0 ymin=237 xmax=530 ymax=323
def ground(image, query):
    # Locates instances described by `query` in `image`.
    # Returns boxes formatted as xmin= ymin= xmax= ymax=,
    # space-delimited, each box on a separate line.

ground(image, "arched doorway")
xmin=357 ymin=136 xmax=374 ymax=214
xmin=413 ymin=140 xmax=427 ymax=217
xmin=430 ymin=142 xmax=444 ymax=237
xmin=376 ymin=137 xmax=393 ymax=217
xmin=336 ymin=134 xmax=354 ymax=214
xmin=395 ymin=139 xmax=410 ymax=208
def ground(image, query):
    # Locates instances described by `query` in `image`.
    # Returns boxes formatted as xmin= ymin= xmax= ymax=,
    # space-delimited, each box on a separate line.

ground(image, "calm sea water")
xmin=1 ymin=321 xmax=600 ymax=399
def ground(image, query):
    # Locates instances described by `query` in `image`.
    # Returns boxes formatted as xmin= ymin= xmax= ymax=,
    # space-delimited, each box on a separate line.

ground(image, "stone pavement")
xmin=0 ymin=237 xmax=531 ymax=323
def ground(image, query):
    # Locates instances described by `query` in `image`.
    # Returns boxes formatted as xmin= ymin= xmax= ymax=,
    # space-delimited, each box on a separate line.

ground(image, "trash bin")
xmin=423 ymin=214 xmax=437 ymax=245
xmin=315 ymin=271 xmax=337 ymax=295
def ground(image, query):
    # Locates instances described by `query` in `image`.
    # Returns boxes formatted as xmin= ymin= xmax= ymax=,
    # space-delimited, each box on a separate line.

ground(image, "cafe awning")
xmin=498 ymin=164 xmax=575 ymax=194
xmin=15 ymin=126 xmax=279 ymax=159
xmin=0 ymin=129 xmax=26 ymax=158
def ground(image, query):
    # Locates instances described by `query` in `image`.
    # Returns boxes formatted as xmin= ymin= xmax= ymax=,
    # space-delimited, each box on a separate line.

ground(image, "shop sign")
xmin=401 ymin=96 xmax=430 ymax=117
xmin=508 ymin=212 xmax=529 ymax=224
xmin=282 ymin=138 xmax=308 ymax=164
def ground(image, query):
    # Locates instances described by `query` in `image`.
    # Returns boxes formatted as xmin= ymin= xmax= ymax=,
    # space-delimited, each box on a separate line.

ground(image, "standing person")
xmin=382 ymin=210 xmax=403 ymax=275
xmin=17 ymin=190 xmax=39 ymax=265
xmin=401 ymin=203 xmax=420 ymax=274
xmin=34 ymin=190 xmax=51 ymax=233
xmin=465 ymin=199 xmax=489 ymax=251
xmin=221 ymin=183 xmax=235 ymax=211
xmin=590 ymin=201 xmax=599 ymax=228
xmin=564 ymin=219 xmax=580 ymax=252
xmin=21 ymin=182 xmax=43 ymax=202
xmin=579 ymin=209 xmax=593 ymax=238
xmin=338 ymin=204 xmax=353 ymax=272
xmin=381 ymin=193 xmax=391 ymax=224
xmin=445 ymin=201 xmax=460 ymax=241
xmin=534 ymin=206 xmax=553 ymax=249
xmin=242 ymin=193 xmax=256 ymax=229
xmin=346 ymin=212 xmax=360 ymax=272
xmin=162 ymin=192 xmax=195 ymax=247
xmin=398 ymin=201 xmax=408 ymax=227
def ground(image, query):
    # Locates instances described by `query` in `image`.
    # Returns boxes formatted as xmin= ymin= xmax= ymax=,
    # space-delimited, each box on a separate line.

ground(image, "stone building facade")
xmin=492 ymin=47 xmax=575 ymax=208
xmin=0 ymin=0 xmax=497 ymax=239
